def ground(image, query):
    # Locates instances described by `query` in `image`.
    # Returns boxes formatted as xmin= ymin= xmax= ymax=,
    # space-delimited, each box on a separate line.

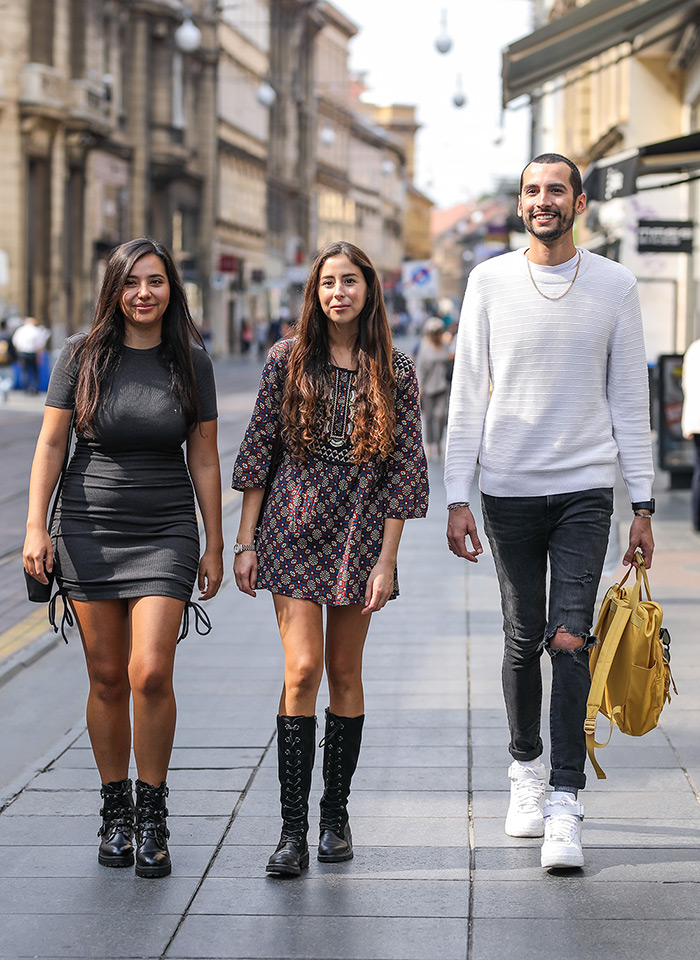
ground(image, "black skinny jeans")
xmin=482 ymin=488 xmax=614 ymax=791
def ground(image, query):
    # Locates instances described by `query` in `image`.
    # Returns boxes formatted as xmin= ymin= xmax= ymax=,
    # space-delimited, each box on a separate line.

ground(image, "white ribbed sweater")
xmin=444 ymin=248 xmax=654 ymax=503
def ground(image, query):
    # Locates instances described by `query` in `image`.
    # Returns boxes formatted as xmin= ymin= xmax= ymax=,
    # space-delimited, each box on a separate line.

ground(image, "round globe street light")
xmin=435 ymin=9 xmax=452 ymax=55
xmin=452 ymin=74 xmax=466 ymax=108
xmin=319 ymin=124 xmax=335 ymax=147
xmin=175 ymin=16 xmax=202 ymax=53
xmin=256 ymin=81 xmax=277 ymax=107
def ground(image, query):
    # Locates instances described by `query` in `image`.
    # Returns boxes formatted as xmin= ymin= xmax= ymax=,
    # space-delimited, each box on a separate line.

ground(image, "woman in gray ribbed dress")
xmin=23 ymin=238 xmax=223 ymax=879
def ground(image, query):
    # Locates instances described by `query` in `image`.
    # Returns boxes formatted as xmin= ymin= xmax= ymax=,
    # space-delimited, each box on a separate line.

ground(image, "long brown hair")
xmin=73 ymin=238 xmax=205 ymax=435
xmin=282 ymin=241 xmax=396 ymax=462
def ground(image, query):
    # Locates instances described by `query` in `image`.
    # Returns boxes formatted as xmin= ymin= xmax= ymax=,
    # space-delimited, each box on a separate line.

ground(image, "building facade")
xmin=502 ymin=0 xmax=700 ymax=355
xmin=0 ymin=0 xmax=218 ymax=343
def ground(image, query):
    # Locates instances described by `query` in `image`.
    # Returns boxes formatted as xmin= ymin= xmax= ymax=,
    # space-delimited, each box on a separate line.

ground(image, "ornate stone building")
xmin=0 ymin=0 xmax=218 ymax=343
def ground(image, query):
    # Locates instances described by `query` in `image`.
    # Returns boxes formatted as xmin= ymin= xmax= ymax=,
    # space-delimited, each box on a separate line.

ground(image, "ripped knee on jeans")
xmin=546 ymin=625 xmax=595 ymax=655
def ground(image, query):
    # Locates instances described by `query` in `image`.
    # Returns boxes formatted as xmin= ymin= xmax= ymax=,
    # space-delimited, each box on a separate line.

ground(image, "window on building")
xmin=69 ymin=0 xmax=86 ymax=78
xmin=29 ymin=0 xmax=55 ymax=65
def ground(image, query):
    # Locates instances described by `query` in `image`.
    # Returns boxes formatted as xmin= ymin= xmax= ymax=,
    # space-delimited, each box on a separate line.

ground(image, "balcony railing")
xmin=19 ymin=62 xmax=65 ymax=112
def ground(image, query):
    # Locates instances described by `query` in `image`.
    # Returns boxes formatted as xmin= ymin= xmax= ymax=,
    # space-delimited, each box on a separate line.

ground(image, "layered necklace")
xmin=526 ymin=248 xmax=581 ymax=302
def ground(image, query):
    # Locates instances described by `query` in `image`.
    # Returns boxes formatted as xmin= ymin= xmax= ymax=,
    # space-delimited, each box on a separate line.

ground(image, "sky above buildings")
xmin=339 ymin=0 xmax=534 ymax=209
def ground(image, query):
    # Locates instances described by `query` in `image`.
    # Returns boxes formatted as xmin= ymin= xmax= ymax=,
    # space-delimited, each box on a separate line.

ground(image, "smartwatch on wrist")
xmin=631 ymin=499 xmax=655 ymax=516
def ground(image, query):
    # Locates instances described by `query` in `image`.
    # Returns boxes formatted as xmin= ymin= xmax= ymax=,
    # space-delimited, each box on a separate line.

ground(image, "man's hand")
xmin=622 ymin=516 xmax=654 ymax=570
xmin=446 ymin=505 xmax=484 ymax=563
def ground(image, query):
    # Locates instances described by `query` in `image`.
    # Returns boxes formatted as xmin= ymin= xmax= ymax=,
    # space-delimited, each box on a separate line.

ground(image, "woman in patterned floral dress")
xmin=232 ymin=241 xmax=429 ymax=877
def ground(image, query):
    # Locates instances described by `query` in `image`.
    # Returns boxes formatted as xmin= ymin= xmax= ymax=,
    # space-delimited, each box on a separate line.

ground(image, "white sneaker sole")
xmin=541 ymin=846 xmax=584 ymax=869
xmin=505 ymin=818 xmax=544 ymax=838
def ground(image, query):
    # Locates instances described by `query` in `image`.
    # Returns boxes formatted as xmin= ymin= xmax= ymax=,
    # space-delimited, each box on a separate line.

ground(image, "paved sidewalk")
xmin=1 ymin=459 xmax=699 ymax=959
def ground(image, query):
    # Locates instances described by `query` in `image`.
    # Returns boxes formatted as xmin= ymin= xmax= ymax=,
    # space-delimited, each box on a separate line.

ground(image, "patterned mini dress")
xmin=232 ymin=339 xmax=429 ymax=604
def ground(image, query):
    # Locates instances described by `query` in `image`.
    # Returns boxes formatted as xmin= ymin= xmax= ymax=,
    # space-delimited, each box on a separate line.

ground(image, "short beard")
xmin=525 ymin=209 xmax=575 ymax=243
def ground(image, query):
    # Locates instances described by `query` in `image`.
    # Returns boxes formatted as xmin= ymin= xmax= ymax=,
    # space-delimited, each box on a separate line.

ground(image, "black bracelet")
xmin=633 ymin=511 xmax=652 ymax=519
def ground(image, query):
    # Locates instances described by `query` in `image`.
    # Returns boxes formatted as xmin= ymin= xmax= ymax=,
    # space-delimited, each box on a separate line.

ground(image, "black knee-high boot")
xmin=97 ymin=778 xmax=135 ymax=867
xmin=134 ymin=780 xmax=171 ymax=878
xmin=318 ymin=709 xmax=364 ymax=862
xmin=266 ymin=715 xmax=316 ymax=877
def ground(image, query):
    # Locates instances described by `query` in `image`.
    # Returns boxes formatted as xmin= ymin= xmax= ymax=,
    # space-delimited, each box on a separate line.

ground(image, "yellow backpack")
xmin=584 ymin=553 xmax=676 ymax=779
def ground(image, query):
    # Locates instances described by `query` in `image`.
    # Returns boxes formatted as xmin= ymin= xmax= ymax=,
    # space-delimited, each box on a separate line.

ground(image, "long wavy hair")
xmin=282 ymin=241 xmax=396 ymax=463
xmin=73 ymin=238 xmax=205 ymax=435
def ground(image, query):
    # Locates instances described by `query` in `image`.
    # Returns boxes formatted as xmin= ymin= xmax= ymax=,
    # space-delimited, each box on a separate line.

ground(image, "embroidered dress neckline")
xmin=329 ymin=362 xmax=357 ymax=373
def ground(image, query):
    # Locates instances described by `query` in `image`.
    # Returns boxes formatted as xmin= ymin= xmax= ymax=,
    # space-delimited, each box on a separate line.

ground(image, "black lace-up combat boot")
xmin=97 ymin=779 xmax=135 ymax=867
xmin=134 ymin=780 xmax=171 ymax=878
xmin=317 ymin=709 xmax=364 ymax=862
xmin=266 ymin=715 xmax=316 ymax=877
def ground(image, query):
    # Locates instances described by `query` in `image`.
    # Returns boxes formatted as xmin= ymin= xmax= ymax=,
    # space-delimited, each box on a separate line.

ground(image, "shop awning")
xmin=582 ymin=132 xmax=700 ymax=201
xmin=502 ymin=0 xmax=697 ymax=106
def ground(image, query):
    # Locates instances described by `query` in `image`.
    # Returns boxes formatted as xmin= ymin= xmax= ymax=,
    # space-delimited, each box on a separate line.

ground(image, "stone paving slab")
xmin=0 ymin=876 xmax=198 ymax=914
xmin=223 ymin=815 xmax=470 ymax=847
xmin=470 ymin=920 xmax=700 ymax=960
xmin=207 ymin=845 xmax=471 ymax=881
xmin=189 ymin=876 xmax=470 ymax=918
xmin=167 ymin=915 xmax=468 ymax=960
xmin=474 ymin=845 xmax=700 ymax=881
xmin=0 ymin=914 xmax=181 ymax=959
xmin=472 ymin=879 xmax=700 ymax=918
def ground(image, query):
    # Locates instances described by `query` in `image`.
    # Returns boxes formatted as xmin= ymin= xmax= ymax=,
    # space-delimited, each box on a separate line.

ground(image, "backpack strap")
xmin=584 ymin=600 xmax=633 ymax=779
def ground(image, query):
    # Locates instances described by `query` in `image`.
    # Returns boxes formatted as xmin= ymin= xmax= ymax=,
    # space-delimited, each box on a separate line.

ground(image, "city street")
xmin=1 ymin=354 xmax=700 ymax=960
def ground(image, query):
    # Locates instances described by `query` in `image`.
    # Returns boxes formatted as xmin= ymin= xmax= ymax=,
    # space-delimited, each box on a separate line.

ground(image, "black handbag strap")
xmin=47 ymin=409 xmax=76 ymax=532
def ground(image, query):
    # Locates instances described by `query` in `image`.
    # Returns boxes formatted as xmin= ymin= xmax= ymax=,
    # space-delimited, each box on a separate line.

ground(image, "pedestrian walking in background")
xmin=0 ymin=319 xmax=17 ymax=401
xmin=12 ymin=315 xmax=49 ymax=394
xmin=445 ymin=154 xmax=654 ymax=870
xmin=232 ymin=240 xmax=429 ymax=877
xmin=416 ymin=316 xmax=453 ymax=460
xmin=23 ymin=238 xmax=223 ymax=879
xmin=681 ymin=336 xmax=700 ymax=531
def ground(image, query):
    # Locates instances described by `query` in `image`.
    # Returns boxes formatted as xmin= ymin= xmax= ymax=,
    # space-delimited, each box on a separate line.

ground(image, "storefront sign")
xmin=638 ymin=220 xmax=693 ymax=254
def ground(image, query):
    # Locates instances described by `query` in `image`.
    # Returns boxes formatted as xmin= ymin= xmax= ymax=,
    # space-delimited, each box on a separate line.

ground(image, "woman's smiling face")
xmin=317 ymin=255 xmax=368 ymax=329
xmin=119 ymin=253 xmax=171 ymax=338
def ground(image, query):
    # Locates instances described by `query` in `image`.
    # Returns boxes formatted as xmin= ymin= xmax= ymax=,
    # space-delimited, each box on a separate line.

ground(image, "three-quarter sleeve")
xmin=231 ymin=338 xmax=290 ymax=489
xmin=381 ymin=352 xmax=429 ymax=519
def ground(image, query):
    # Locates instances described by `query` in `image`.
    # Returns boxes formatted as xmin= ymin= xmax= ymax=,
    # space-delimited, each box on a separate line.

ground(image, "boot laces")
xmin=136 ymin=784 xmax=170 ymax=843
xmin=279 ymin=732 xmax=308 ymax=842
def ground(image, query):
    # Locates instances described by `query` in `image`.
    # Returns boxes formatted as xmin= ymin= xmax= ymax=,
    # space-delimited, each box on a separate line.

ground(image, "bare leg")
xmin=70 ymin=598 xmax=131 ymax=783
xmin=128 ymin=596 xmax=184 ymax=786
xmin=272 ymin=594 xmax=324 ymax=716
xmin=325 ymin=604 xmax=372 ymax=717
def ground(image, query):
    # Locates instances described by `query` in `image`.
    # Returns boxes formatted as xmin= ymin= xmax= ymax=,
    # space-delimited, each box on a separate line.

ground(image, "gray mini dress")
xmin=46 ymin=336 xmax=217 ymax=604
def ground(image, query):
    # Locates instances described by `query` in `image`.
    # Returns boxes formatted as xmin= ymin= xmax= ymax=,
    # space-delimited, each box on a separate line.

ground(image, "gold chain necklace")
xmin=526 ymin=248 xmax=581 ymax=302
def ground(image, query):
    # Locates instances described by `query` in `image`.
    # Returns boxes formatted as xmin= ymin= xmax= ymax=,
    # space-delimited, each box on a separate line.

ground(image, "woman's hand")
xmin=198 ymin=546 xmax=224 ymax=600
xmin=23 ymin=525 xmax=53 ymax=583
xmin=234 ymin=549 xmax=258 ymax=597
xmin=362 ymin=558 xmax=395 ymax=614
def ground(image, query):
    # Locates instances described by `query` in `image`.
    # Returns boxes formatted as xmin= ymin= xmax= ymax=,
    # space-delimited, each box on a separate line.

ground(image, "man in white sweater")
xmin=445 ymin=154 xmax=655 ymax=870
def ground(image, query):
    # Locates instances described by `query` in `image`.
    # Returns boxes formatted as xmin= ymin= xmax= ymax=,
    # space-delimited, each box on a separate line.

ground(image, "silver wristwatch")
xmin=233 ymin=542 xmax=256 ymax=555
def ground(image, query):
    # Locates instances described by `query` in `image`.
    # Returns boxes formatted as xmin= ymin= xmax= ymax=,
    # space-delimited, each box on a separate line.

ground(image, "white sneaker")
xmin=505 ymin=760 xmax=546 ymax=837
xmin=541 ymin=794 xmax=584 ymax=869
